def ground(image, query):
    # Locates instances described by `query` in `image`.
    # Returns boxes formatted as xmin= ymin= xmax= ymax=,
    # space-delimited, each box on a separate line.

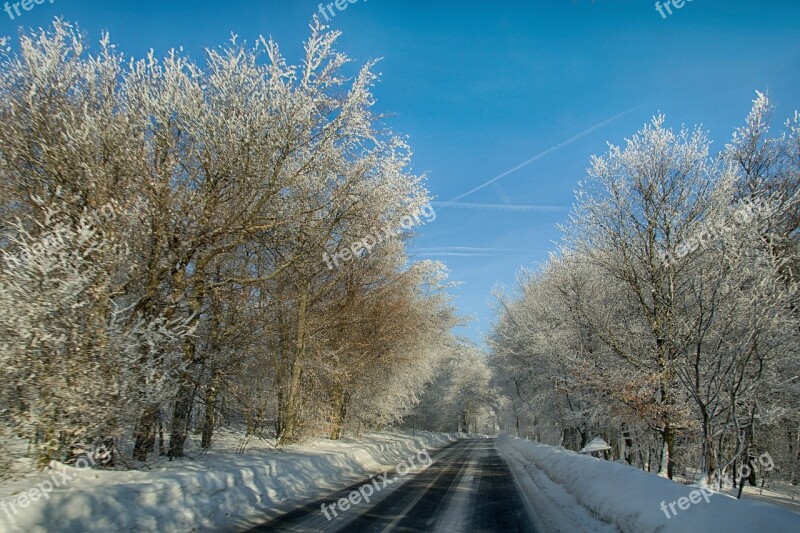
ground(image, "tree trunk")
xmin=158 ymin=411 xmax=165 ymax=456
xmin=278 ymin=290 xmax=309 ymax=445
xmin=168 ymin=382 xmax=194 ymax=459
xmin=168 ymin=338 xmax=199 ymax=459
xmin=790 ymin=429 xmax=799 ymax=485
xmin=279 ymin=357 xmax=305 ymax=444
xmin=329 ymin=388 xmax=349 ymax=441
xmin=201 ymin=369 xmax=223 ymax=449
xmin=623 ymin=431 xmax=634 ymax=465
xmin=659 ymin=425 xmax=676 ymax=479
xmin=132 ymin=405 xmax=159 ymax=461
xmin=700 ymin=408 xmax=716 ymax=483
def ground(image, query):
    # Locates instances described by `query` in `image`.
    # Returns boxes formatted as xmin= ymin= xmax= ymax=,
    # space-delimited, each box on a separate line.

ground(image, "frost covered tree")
xmin=490 ymin=95 xmax=800 ymax=485
xmin=0 ymin=18 xmax=460 ymax=465
xmin=411 ymin=343 xmax=499 ymax=434
xmin=555 ymin=116 xmax=715 ymax=478
xmin=320 ymin=259 xmax=459 ymax=439
xmin=0 ymin=198 xmax=194 ymax=465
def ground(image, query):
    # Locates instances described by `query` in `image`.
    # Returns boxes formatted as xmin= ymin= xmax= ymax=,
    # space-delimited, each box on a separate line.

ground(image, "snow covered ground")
xmin=5 ymin=431 xmax=797 ymax=533
xmin=735 ymin=481 xmax=800 ymax=514
xmin=499 ymin=434 xmax=800 ymax=532
xmin=0 ymin=430 xmax=461 ymax=533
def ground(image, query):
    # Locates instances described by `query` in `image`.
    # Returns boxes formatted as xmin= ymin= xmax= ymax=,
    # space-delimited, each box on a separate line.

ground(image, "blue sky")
xmin=4 ymin=0 xmax=799 ymax=343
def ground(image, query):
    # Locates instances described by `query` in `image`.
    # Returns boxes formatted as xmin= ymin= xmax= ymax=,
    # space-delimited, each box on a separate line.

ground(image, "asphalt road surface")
xmin=246 ymin=438 xmax=536 ymax=533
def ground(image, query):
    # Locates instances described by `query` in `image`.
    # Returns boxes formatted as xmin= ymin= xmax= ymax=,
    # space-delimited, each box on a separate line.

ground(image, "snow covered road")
xmin=247 ymin=438 xmax=536 ymax=532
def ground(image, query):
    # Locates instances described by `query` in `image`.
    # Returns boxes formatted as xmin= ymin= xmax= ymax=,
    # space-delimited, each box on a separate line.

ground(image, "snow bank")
xmin=499 ymin=434 xmax=800 ymax=532
xmin=0 ymin=431 xmax=460 ymax=533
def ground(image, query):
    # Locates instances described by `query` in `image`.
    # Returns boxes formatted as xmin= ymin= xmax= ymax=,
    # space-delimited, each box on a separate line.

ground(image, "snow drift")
xmin=499 ymin=434 xmax=800 ymax=532
xmin=0 ymin=431 xmax=459 ymax=533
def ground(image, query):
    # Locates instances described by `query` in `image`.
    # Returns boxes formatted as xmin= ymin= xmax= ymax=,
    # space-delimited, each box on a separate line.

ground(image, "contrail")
xmin=415 ymin=252 xmax=496 ymax=257
xmin=414 ymin=246 xmax=549 ymax=257
xmin=439 ymin=104 xmax=645 ymax=207
xmin=431 ymin=202 xmax=567 ymax=212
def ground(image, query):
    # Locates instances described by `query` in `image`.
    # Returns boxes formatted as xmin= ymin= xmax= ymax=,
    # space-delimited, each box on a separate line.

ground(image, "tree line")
xmin=490 ymin=94 xmax=800 ymax=487
xmin=0 ymin=19 xmax=464 ymax=469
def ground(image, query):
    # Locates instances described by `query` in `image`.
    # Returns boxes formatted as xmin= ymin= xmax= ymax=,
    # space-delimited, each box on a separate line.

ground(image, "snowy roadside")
xmin=497 ymin=434 xmax=800 ymax=532
xmin=500 ymin=437 xmax=617 ymax=532
xmin=0 ymin=430 xmax=461 ymax=533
